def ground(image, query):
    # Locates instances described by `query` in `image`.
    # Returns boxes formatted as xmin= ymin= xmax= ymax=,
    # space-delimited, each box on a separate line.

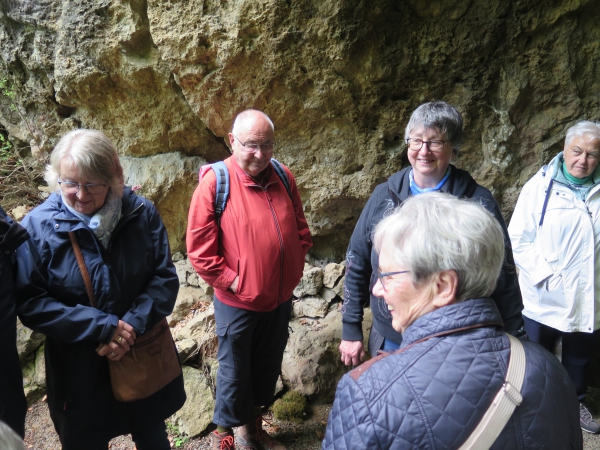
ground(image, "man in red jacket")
xmin=187 ymin=109 xmax=312 ymax=450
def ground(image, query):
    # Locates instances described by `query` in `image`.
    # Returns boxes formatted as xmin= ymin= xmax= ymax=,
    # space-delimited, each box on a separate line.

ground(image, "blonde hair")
xmin=45 ymin=129 xmax=124 ymax=197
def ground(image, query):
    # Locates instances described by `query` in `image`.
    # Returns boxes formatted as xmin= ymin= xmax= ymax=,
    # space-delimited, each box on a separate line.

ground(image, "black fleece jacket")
xmin=341 ymin=165 xmax=524 ymax=346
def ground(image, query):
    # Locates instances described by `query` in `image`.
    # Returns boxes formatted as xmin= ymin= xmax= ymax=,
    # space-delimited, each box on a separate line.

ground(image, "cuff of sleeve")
xmin=121 ymin=311 xmax=146 ymax=335
xmin=99 ymin=315 xmax=119 ymax=343
xmin=342 ymin=322 xmax=364 ymax=341
xmin=529 ymin=265 xmax=554 ymax=286
xmin=214 ymin=266 xmax=237 ymax=291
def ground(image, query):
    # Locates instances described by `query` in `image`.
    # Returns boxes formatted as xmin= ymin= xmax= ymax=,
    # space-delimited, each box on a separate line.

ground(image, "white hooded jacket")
xmin=509 ymin=152 xmax=600 ymax=333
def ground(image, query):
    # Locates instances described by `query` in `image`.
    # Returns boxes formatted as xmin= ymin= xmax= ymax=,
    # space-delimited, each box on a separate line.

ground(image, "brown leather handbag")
xmin=69 ymin=231 xmax=181 ymax=402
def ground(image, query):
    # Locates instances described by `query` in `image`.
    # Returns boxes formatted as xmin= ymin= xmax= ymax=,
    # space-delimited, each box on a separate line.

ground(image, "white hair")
xmin=0 ymin=421 xmax=25 ymax=450
xmin=565 ymin=120 xmax=600 ymax=148
xmin=45 ymin=129 xmax=124 ymax=197
xmin=373 ymin=192 xmax=505 ymax=302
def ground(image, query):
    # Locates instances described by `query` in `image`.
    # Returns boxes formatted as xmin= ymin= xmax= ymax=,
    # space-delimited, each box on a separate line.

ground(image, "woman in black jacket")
xmin=339 ymin=101 xmax=524 ymax=365
xmin=15 ymin=129 xmax=185 ymax=449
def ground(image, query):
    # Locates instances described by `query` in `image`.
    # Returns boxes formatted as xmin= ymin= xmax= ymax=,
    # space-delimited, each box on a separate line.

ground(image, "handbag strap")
xmin=68 ymin=231 xmax=98 ymax=308
xmin=458 ymin=333 xmax=527 ymax=450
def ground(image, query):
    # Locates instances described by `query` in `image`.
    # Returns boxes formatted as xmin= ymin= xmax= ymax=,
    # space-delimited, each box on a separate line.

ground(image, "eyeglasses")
xmin=377 ymin=269 xmax=410 ymax=291
xmin=232 ymin=135 xmax=275 ymax=153
xmin=58 ymin=180 xmax=108 ymax=195
xmin=406 ymin=138 xmax=448 ymax=152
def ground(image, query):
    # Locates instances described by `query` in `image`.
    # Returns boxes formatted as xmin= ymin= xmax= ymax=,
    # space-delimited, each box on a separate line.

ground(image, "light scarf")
xmin=63 ymin=189 xmax=122 ymax=249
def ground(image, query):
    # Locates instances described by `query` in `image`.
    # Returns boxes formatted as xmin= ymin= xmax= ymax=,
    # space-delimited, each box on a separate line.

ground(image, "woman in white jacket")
xmin=509 ymin=120 xmax=600 ymax=435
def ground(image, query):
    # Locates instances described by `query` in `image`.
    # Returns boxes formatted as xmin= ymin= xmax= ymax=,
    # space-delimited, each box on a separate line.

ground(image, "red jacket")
xmin=187 ymin=156 xmax=312 ymax=312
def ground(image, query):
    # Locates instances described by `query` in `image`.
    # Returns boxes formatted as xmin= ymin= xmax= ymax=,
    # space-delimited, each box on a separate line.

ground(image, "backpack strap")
xmin=204 ymin=159 xmax=292 ymax=221
xmin=270 ymin=158 xmax=292 ymax=198
xmin=209 ymin=161 xmax=230 ymax=220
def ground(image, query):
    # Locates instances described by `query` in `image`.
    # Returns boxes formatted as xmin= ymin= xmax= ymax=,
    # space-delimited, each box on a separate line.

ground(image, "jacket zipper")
xmin=261 ymin=184 xmax=285 ymax=304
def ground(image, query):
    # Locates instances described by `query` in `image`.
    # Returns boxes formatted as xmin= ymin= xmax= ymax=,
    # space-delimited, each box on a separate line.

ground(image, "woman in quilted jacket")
xmin=323 ymin=192 xmax=582 ymax=450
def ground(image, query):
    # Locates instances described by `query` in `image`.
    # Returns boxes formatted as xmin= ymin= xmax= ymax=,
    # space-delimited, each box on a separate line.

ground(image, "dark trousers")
xmin=213 ymin=297 xmax=292 ymax=428
xmin=524 ymin=316 xmax=600 ymax=401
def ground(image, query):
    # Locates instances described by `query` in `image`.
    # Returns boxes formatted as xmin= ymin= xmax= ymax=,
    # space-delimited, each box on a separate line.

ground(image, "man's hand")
xmin=96 ymin=320 xmax=137 ymax=361
xmin=339 ymin=340 xmax=365 ymax=366
xmin=230 ymin=276 xmax=239 ymax=294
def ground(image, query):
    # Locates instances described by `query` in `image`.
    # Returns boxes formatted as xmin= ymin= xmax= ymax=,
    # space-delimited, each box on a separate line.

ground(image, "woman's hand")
xmin=96 ymin=320 xmax=137 ymax=361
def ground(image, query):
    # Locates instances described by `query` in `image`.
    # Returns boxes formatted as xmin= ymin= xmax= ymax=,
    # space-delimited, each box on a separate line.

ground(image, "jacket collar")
xmin=387 ymin=164 xmax=477 ymax=205
xmin=400 ymin=298 xmax=504 ymax=347
xmin=228 ymin=155 xmax=277 ymax=187
xmin=51 ymin=187 xmax=142 ymax=232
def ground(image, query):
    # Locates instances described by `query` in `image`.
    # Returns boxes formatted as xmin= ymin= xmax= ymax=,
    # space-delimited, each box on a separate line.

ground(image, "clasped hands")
xmin=96 ymin=320 xmax=137 ymax=361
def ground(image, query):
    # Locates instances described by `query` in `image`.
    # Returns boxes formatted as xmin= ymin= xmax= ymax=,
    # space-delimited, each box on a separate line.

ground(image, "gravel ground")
xmin=23 ymin=399 xmax=329 ymax=449
xmin=24 ymin=398 xmax=600 ymax=449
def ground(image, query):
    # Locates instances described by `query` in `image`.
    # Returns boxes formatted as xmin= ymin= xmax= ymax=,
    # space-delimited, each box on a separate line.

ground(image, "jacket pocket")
xmin=537 ymin=272 xmax=566 ymax=309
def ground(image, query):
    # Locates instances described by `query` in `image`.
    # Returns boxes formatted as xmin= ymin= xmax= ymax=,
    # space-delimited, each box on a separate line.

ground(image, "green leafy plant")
xmin=166 ymin=421 xmax=189 ymax=448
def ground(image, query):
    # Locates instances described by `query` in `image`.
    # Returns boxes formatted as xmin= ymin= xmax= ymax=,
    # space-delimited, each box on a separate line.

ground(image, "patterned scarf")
xmin=63 ymin=189 xmax=122 ymax=249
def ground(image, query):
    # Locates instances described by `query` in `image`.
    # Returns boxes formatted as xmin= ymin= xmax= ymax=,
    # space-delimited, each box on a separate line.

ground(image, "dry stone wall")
xmin=2 ymin=0 xmax=600 ymax=258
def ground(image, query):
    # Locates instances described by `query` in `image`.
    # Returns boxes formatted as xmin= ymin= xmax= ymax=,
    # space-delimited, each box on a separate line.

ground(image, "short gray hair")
xmin=565 ymin=120 xmax=600 ymax=148
xmin=45 ymin=129 xmax=124 ymax=197
xmin=231 ymin=109 xmax=275 ymax=135
xmin=0 ymin=421 xmax=25 ymax=450
xmin=404 ymin=101 xmax=463 ymax=154
xmin=373 ymin=192 xmax=505 ymax=302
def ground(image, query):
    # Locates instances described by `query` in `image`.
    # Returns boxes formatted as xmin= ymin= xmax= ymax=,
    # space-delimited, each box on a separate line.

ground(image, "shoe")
xmin=237 ymin=416 xmax=286 ymax=450
xmin=212 ymin=429 xmax=235 ymax=450
xmin=580 ymin=403 xmax=600 ymax=434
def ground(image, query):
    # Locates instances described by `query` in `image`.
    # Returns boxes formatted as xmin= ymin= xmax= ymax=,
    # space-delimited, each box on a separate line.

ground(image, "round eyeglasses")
xmin=58 ymin=180 xmax=108 ymax=195
xmin=406 ymin=138 xmax=448 ymax=152
xmin=377 ymin=269 xmax=411 ymax=291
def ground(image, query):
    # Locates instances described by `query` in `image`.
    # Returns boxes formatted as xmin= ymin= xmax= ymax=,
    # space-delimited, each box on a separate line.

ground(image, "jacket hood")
xmin=387 ymin=164 xmax=478 ymax=204
xmin=0 ymin=205 xmax=29 ymax=252
xmin=401 ymin=298 xmax=504 ymax=347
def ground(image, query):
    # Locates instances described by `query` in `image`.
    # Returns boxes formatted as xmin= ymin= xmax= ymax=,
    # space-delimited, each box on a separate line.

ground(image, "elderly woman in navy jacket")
xmin=323 ymin=193 xmax=581 ymax=450
xmin=15 ymin=129 xmax=185 ymax=449
xmin=0 ymin=205 xmax=28 ymax=438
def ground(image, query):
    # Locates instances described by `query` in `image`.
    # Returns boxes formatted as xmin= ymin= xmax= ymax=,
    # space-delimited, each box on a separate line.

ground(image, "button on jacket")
xmin=509 ymin=153 xmax=600 ymax=333
xmin=187 ymin=156 xmax=312 ymax=312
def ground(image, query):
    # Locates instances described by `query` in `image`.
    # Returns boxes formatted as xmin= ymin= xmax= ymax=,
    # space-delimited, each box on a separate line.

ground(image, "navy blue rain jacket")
xmin=14 ymin=188 xmax=185 ymax=442
xmin=324 ymin=299 xmax=582 ymax=449
xmin=0 ymin=205 xmax=28 ymax=437
xmin=341 ymin=165 xmax=524 ymax=353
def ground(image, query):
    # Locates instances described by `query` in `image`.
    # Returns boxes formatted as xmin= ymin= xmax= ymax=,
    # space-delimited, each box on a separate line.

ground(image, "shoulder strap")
xmin=68 ymin=231 xmax=97 ymax=308
xmin=209 ymin=161 xmax=230 ymax=220
xmin=270 ymin=158 xmax=292 ymax=198
xmin=209 ymin=159 xmax=292 ymax=221
xmin=458 ymin=333 xmax=526 ymax=450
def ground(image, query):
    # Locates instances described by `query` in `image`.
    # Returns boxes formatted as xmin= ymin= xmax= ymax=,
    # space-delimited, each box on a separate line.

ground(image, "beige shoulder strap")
xmin=458 ymin=333 xmax=526 ymax=450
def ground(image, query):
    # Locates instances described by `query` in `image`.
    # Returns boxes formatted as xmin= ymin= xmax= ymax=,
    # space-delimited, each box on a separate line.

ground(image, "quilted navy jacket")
xmin=14 ymin=188 xmax=185 ymax=443
xmin=324 ymin=299 xmax=582 ymax=450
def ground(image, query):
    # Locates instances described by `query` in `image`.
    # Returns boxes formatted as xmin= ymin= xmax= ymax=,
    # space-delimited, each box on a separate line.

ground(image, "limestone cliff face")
xmin=1 ymin=0 xmax=598 ymax=257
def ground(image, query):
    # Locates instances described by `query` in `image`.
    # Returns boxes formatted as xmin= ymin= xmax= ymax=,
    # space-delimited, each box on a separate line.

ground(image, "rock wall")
xmin=2 ymin=0 xmax=599 ymax=257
